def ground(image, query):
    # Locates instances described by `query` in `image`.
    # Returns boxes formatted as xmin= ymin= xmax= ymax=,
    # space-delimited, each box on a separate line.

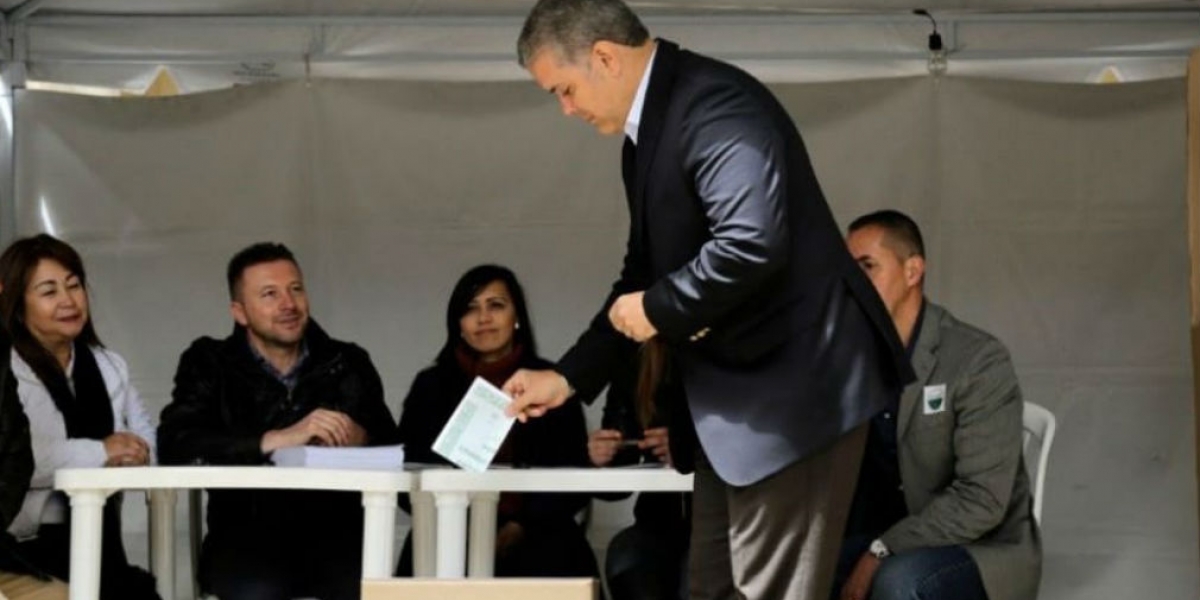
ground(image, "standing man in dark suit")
xmin=503 ymin=1 xmax=914 ymax=598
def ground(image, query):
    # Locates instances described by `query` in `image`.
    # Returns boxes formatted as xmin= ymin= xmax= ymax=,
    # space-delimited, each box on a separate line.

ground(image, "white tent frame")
xmin=1 ymin=10 xmax=1196 ymax=74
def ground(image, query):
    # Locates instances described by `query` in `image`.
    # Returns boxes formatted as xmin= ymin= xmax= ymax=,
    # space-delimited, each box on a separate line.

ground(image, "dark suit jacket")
xmin=557 ymin=40 xmax=914 ymax=486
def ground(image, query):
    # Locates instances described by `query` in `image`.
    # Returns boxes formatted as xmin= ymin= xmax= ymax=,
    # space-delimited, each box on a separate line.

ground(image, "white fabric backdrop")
xmin=12 ymin=76 xmax=1197 ymax=598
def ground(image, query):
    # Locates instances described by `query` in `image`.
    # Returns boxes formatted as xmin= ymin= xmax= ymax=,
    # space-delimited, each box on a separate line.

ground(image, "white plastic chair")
xmin=1021 ymin=401 xmax=1056 ymax=524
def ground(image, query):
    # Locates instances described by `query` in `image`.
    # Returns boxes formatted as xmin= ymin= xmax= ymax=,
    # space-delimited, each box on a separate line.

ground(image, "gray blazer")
xmin=880 ymin=302 xmax=1041 ymax=600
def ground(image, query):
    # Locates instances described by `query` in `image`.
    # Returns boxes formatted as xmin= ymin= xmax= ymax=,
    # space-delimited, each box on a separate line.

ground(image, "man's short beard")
xmin=249 ymin=322 xmax=306 ymax=350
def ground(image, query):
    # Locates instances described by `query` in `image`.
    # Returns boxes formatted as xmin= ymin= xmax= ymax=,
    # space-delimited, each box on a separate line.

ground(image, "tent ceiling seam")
xmin=26 ymin=48 xmax=1195 ymax=65
xmin=19 ymin=10 xmax=1200 ymax=28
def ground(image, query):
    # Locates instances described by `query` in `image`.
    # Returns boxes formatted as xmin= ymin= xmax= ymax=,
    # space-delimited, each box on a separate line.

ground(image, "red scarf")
xmin=454 ymin=342 xmax=524 ymax=389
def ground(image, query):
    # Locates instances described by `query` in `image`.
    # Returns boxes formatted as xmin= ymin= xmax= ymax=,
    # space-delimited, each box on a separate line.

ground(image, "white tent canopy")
xmin=0 ymin=0 xmax=1197 ymax=91
xmin=0 ymin=3 xmax=1197 ymax=600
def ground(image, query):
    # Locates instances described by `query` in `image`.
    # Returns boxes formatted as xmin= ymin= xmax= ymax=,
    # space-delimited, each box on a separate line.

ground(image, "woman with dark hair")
xmin=396 ymin=264 xmax=598 ymax=578
xmin=0 ymin=234 xmax=159 ymax=600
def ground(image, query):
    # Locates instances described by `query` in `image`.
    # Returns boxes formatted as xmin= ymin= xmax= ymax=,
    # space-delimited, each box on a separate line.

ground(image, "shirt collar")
xmin=624 ymin=43 xmax=658 ymax=145
xmin=248 ymin=338 xmax=309 ymax=390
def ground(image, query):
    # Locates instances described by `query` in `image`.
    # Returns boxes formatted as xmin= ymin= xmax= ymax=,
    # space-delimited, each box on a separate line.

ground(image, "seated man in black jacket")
xmin=157 ymin=242 xmax=397 ymax=600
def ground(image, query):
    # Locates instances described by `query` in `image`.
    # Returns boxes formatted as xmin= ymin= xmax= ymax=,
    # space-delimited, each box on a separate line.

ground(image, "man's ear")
xmin=904 ymin=255 xmax=926 ymax=288
xmin=591 ymin=40 xmax=622 ymax=77
xmin=230 ymin=301 xmax=248 ymax=327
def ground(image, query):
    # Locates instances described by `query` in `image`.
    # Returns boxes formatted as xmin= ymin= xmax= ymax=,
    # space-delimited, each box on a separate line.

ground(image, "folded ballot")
xmin=272 ymin=443 xmax=405 ymax=470
xmin=432 ymin=376 xmax=516 ymax=472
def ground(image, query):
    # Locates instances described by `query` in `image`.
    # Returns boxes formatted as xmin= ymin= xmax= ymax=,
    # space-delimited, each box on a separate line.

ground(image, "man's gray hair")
xmin=517 ymin=0 xmax=650 ymax=67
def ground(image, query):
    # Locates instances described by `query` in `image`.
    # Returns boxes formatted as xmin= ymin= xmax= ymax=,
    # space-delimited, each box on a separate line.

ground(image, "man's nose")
xmin=559 ymin=96 xmax=576 ymax=117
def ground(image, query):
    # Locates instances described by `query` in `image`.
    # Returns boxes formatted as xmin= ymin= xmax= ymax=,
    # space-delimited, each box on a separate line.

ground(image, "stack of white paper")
xmin=432 ymin=377 xmax=516 ymax=472
xmin=272 ymin=443 xmax=405 ymax=470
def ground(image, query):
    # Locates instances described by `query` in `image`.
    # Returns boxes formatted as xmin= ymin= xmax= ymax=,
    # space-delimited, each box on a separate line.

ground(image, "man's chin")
xmin=595 ymin=122 xmax=622 ymax=136
xmin=278 ymin=329 xmax=306 ymax=345
xmin=253 ymin=327 xmax=306 ymax=349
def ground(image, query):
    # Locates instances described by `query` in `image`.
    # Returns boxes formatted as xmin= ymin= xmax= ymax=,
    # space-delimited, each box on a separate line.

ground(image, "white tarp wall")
xmin=11 ymin=73 xmax=1198 ymax=599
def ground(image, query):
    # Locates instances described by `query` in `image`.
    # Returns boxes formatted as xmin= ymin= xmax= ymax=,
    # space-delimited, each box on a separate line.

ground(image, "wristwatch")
xmin=868 ymin=538 xmax=891 ymax=559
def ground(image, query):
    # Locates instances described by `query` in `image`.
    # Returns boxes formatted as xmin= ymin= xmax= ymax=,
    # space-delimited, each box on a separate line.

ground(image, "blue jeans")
xmin=833 ymin=535 xmax=988 ymax=600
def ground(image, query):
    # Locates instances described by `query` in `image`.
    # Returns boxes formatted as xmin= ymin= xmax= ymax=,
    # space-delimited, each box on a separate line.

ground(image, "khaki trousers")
xmin=689 ymin=425 xmax=867 ymax=600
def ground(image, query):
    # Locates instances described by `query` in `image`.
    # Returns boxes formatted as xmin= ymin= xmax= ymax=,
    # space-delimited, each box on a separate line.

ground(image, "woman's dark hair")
xmin=0 ymin=234 xmax=103 ymax=383
xmin=435 ymin=264 xmax=537 ymax=366
xmin=636 ymin=339 xmax=667 ymax=427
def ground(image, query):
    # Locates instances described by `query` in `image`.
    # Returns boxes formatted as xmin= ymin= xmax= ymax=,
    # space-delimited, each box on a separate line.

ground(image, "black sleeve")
xmin=396 ymin=369 xmax=447 ymax=466
xmin=158 ymin=342 xmax=267 ymax=465
xmin=342 ymin=346 xmax=399 ymax=446
xmin=0 ymin=364 xmax=32 ymax=531
xmin=396 ymin=368 xmax=452 ymax=514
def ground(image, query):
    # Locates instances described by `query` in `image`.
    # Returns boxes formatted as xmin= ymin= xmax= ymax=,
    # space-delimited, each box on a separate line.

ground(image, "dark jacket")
xmin=557 ymin=40 xmax=914 ymax=486
xmin=0 ymin=342 xmax=32 ymax=531
xmin=157 ymin=321 xmax=397 ymax=536
xmin=397 ymin=354 xmax=591 ymax=529
xmin=0 ymin=334 xmax=36 ymax=575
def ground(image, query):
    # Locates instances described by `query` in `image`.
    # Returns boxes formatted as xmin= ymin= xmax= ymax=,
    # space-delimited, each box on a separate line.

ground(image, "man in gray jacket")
xmin=836 ymin=210 xmax=1041 ymax=600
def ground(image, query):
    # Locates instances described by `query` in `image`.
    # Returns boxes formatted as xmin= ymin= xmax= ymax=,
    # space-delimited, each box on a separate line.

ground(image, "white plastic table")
xmin=418 ymin=467 xmax=693 ymax=578
xmin=54 ymin=466 xmax=419 ymax=600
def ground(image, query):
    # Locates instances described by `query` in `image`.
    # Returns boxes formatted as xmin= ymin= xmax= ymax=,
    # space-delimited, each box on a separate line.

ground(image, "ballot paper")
xmin=432 ymin=376 xmax=517 ymax=472
xmin=271 ymin=443 xmax=405 ymax=470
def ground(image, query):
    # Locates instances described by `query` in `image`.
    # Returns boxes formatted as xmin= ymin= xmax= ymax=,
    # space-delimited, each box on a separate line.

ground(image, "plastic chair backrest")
xmin=1022 ymin=401 xmax=1057 ymax=524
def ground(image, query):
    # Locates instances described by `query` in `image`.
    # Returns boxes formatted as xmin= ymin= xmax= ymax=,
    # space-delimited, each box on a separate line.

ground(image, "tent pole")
xmin=7 ymin=0 xmax=46 ymax=23
xmin=0 ymin=17 xmax=23 ymax=246
xmin=1187 ymin=45 xmax=1200 ymax=564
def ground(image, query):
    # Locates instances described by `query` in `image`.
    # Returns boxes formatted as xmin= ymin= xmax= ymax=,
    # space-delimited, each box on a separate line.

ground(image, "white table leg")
xmin=148 ymin=489 xmax=177 ymax=600
xmin=410 ymin=491 xmax=436 ymax=577
xmin=467 ymin=492 xmax=498 ymax=578
xmin=361 ymin=491 xmax=398 ymax=579
xmin=433 ymin=492 xmax=469 ymax=578
xmin=68 ymin=490 xmax=109 ymax=600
